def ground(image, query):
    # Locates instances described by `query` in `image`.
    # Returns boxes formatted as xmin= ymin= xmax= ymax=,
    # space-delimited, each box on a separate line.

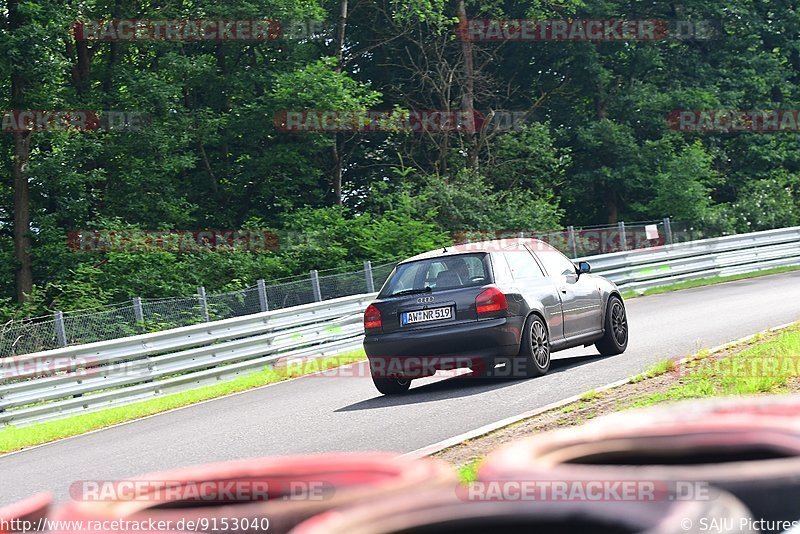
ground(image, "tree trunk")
xmin=102 ymin=0 xmax=123 ymax=97
xmin=605 ymin=190 xmax=618 ymax=224
xmin=331 ymin=0 xmax=348 ymax=204
xmin=66 ymin=37 xmax=92 ymax=96
xmin=12 ymin=131 xmax=32 ymax=302
xmin=336 ymin=0 xmax=348 ymax=68
xmin=457 ymin=0 xmax=478 ymax=171
xmin=102 ymin=41 xmax=119 ymax=96
xmin=9 ymin=0 xmax=33 ymax=302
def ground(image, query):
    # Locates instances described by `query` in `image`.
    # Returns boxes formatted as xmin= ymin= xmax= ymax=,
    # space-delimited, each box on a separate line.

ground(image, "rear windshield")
xmin=379 ymin=253 xmax=491 ymax=297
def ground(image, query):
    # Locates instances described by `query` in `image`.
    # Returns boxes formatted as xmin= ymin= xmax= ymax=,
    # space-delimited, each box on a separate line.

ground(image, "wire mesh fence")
xmin=139 ymin=297 xmax=208 ymax=331
xmin=0 ymin=261 xmax=399 ymax=358
xmin=62 ymin=304 xmax=139 ymax=344
xmin=371 ymin=262 xmax=399 ymax=289
xmin=319 ymin=268 xmax=372 ymax=301
xmin=0 ymin=317 xmax=58 ymax=357
xmin=205 ymin=286 xmax=263 ymax=322
xmin=0 ymin=218 xmax=705 ymax=358
xmin=461 ymin=219 xmax=678 ymax=258
xmin=263 ymin=277 xmax=317 ymax=310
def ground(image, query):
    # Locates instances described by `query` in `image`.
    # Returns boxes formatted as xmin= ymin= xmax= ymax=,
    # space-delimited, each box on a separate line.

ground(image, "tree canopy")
xmin=1 ymin=0 xmax=798 ymax=319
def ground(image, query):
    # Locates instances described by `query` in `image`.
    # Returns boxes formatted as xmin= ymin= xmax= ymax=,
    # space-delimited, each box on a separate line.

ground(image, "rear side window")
xmin=380 ymin=254 xmax=491 ymax=297
xmin=530 ymin=241 xmax=577 ymax=276
xmin=502 ymin=248 xmax=544 ymax=280
xmin=490 ymin=253 xmax=514 ymax=283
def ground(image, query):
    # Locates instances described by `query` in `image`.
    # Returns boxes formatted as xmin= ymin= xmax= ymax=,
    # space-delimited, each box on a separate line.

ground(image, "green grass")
xmin=559 ymin=403 xmax=579 ymax=413
xmin=458 ymin=458 xmax=482 ymax=483
xmin=621 ymin=265 xmax=800 ymax=300
xmin=626 ymin=326 xmax=800 ymax=410
xmin=0 ymin=350 xmax=366 ymax=454
xmin=558 ymin=389 xmax=605 ymax=412
xmin=629 ymin=359 xmax=676 ymax=383
xmin=579 ymin=389 xmax=601 ymax=402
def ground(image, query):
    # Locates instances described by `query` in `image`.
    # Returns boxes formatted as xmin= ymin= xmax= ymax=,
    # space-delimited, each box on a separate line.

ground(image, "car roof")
xmin=399 ymin=238 xmax=549 ymax=264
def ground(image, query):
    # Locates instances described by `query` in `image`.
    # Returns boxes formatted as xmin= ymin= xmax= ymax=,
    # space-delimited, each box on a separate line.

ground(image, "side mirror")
xmin=577 ymin=261 xmax=591 ymax=275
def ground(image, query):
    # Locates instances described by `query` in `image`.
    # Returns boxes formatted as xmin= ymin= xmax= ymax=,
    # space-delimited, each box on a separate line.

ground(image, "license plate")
xmin=402 ymin=306 xmax=453 ymax=326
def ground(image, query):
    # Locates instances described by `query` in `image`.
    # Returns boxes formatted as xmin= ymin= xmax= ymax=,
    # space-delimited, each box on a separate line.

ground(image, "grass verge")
xmin=628 ymin=359 xmax=676 ymax=383
xmin=435 ymin=323 xmax=800 ymax=472
xmin=458 ymin=458 xmax=481 ymax=483
xmin=0 ymin=350 xmax=366 ymax=455
xmin=620 ymin=265 xmax=800 ymax=299
xmin=627 ymin=327 xmax=800 ymax=408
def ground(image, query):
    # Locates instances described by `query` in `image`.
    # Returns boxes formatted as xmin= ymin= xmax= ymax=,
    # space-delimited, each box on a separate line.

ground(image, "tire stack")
xmin=53 ymin=453 xmax=455 ymax=534
xmin=476 ymin=395 xmax=800 ymax=529
xmin=290 ymin=395 xmax=800 ymax=533
xmin=10 ymin=395 xmax=800 ymax=533
xmin=289 ymin=486 xmax=754 ymax=534
xmin=0 ymin=493 xmax=50 ymax=533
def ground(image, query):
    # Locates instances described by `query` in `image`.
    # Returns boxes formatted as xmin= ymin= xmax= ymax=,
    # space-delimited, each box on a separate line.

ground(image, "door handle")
xmin=558 ymin=286 xmax=567 ymax=294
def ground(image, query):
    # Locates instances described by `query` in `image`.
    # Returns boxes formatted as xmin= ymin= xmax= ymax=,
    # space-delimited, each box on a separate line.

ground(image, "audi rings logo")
xmin=417 ymin=296 xmax=435 ymax=304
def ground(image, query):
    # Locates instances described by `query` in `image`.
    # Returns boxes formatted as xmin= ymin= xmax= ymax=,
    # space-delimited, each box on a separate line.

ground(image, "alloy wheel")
xmin=611 ymin=301 xmax=628 ymax=345
xmin=531 ymin=321 xmax=550 ymax=367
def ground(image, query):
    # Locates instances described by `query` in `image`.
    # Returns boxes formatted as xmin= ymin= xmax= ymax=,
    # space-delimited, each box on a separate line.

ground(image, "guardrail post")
xmin=310 ymin=270 xmax=322 ymax=302
xmin=364 ymin=261 xmax=375 ymax=293
xmin=54 ymin=311 xmax=68 ymax=347
xmin=618 ymin=221 xmax=628 ymax=251
xmin=663 ymin=217 xmax=673 ymax=245
xmin=567 ymin=226 xmax=578 ymax=258
xmin=132 ymin=296 xmax=153 ymax=380
xmin=257 ymin=279 xmax=269 ymax=312
xmin=133 ymin=297 xmax=144 ymax=332
xmin=197 ymin=286 xmax=210 ymax=322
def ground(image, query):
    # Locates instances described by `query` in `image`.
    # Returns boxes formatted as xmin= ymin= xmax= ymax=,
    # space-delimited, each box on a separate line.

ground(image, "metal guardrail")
xmin=0 ymin=261 xmax=399 ymax=358
xmin=1 ymin=226 xmax=798 ymax=427
xmin=0 ymin=293 xmax=376 ymax=427
xmin=582 ymin=226 xmax=800 ymax=291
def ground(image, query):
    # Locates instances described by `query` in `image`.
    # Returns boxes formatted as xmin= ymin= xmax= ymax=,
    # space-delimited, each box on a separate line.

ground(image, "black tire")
xmin=595 ymin=295 xmax=628 ymax=355
xmin=372 ymin=375 xmax=412 ymax=395
xmin=518 ymin=314 xmax=551 ymax=378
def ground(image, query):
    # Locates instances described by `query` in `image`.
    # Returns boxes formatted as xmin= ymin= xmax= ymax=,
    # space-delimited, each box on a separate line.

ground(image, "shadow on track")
xmin=334 ymin=353 xmax=608 ymax=412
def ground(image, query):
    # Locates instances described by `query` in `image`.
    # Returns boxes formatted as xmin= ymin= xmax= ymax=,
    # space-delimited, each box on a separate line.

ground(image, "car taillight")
xmin=476 ymin=287 xmax=508 ymax=316
xmin=364 ymin=304 xmax=382 ymax=331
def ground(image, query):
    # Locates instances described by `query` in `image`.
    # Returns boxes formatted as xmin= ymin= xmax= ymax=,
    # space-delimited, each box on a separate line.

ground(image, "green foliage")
xmin=487 ymin=124 xmax=569 ymax=194
xmin=730 ymin=173 xmax=799 ymax=232
xmin=355 ymin=192 xmax=451 ymax=262
xmin=397 ymin=167 xmax=563 ymax=233
xmin=2 ymin=0 xmax=799 ymax=320
xmin=647 ymin=141 xmax=717 ymax=222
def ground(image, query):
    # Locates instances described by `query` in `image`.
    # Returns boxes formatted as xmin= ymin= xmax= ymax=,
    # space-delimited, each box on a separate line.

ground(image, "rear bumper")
xmin=363 ymin=316 xmax=524 ymax=377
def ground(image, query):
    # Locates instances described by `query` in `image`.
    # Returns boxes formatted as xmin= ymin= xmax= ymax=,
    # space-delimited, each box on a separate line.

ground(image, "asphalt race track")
xmin=1 ymin=271 xmax=799 ymax=504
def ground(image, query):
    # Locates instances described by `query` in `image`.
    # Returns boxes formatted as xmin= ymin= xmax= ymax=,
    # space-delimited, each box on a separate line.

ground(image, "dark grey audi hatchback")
xmin=363 ymin=238 xmax=628 ymax=395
